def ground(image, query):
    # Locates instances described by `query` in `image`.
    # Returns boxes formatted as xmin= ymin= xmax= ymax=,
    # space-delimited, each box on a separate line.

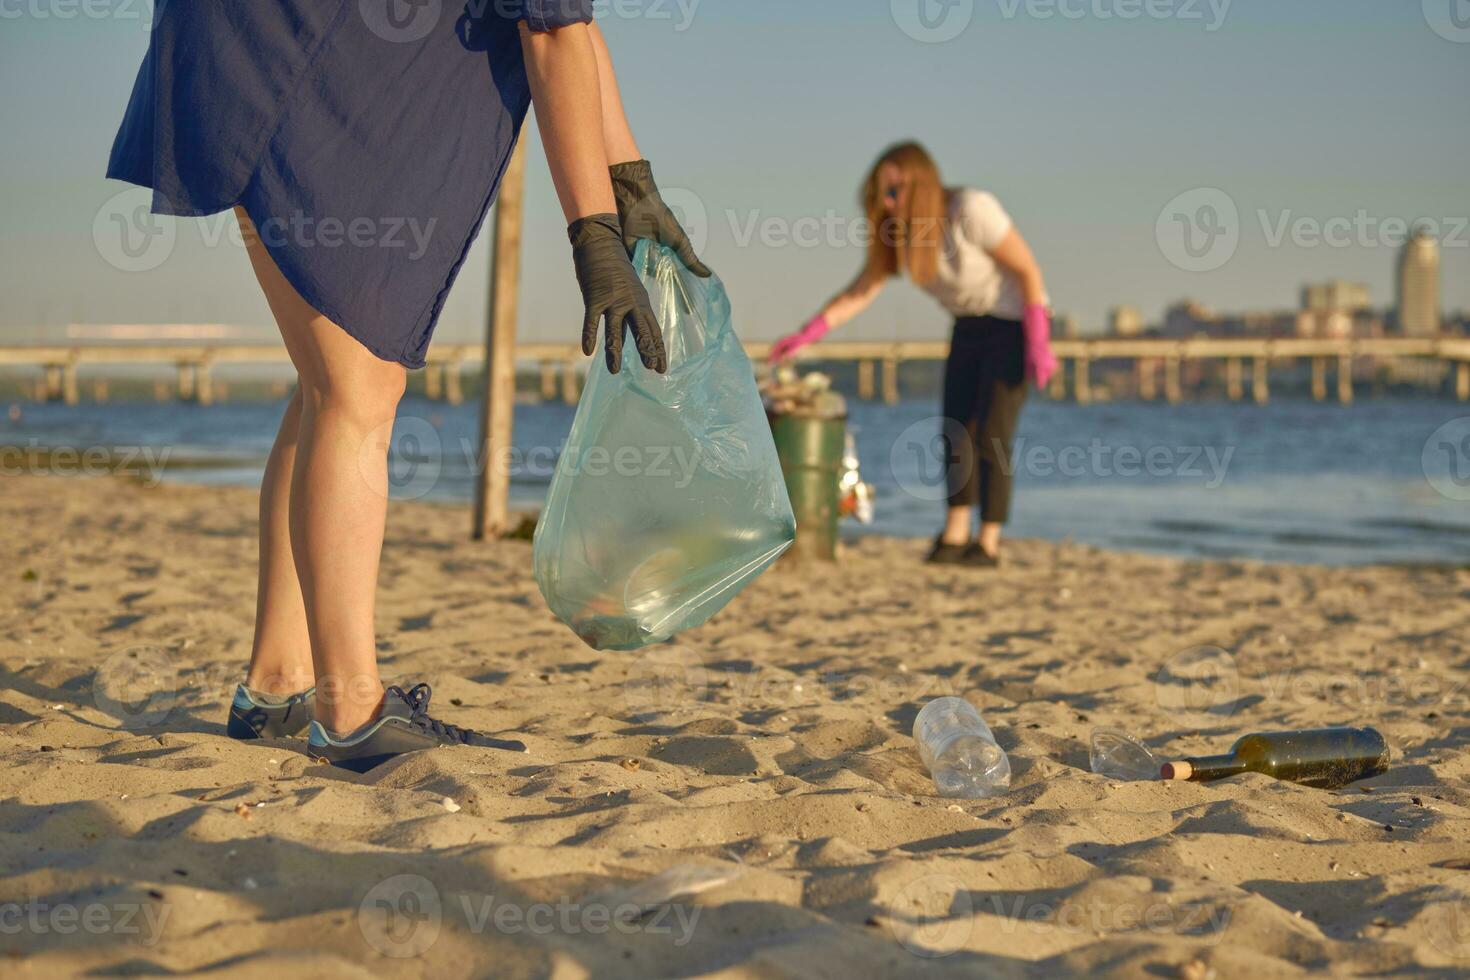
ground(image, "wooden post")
xmin=1048 ymin=359 xmax=1066 ymax=400
xmin=43 ymin=365 xmax=62 ymax=402
xmin=1311 ymin=357 xmax=1326 ymax=402
xmin=1252 ymin=356 xmax=1269 ymax=405
xmin=1226 ymin=357 xmax=1243 ymax=401
xmin=1337 ymin=354 xmax=1353 ymax=405
xmin=1457 ymin=362 xmax=1470 ymax=402
xmin=857 ymin=359 xmax=875 ymax=401
xmin=881 ymin=355 xmax=900 ymax=405
xmin=424 ymin=363 xmax=443 ymax=401
xmin=472 ymin=140 xmax=528 ymax=540
xmin=1164 ymin=356 xmax=1182 ymax=404
xmin=1074 ymin=355 xmax=1091 ymax=404
xmin=538 ymin=360 xmax=557 ymax=402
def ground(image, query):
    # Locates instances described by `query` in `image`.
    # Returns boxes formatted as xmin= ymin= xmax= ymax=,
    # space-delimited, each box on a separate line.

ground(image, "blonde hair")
xmin=861 ymin=141 xmax=946 ymax=288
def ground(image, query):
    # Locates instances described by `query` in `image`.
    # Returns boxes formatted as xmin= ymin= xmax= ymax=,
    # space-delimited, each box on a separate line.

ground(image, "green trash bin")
xmin=769 ymin=410 xmax=847 ymax=562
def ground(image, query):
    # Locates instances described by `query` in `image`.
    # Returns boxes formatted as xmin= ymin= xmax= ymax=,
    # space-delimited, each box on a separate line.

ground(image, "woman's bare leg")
xmin=978 ymin=521 xmax=1002 ymax=557
xmin=238 ymin=208 xmax=403 ymax=733
xmin=941 ymin=505 xmax=972 ymax=546
xmin=245 ymin=386 xmax=314 ymax=695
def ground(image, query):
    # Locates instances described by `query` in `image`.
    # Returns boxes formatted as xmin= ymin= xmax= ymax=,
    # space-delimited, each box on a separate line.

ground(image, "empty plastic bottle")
xmin=1089 ymin=728 xmax=1164 ymax=781
xmin=912 ymin=697 xmax=1011 ymax=799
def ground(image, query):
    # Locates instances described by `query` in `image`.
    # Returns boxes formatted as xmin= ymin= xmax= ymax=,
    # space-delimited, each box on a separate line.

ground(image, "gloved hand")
xmin=768 ymin=314 xmax=830 ymax=363
xmin=1022 ymin=303 xmax=1058 ymax=389
xmin=569 ymin=213 xmax=667 ymax=375
xmin=610 ymin=159 xmax=711 ymax=277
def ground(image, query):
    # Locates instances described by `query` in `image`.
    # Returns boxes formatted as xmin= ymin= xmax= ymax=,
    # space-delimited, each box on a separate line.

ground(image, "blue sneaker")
xmin=307 ymin=683 xmax=526 ymax=773
xmin=226 ymin=683 xmax=315 ymax=740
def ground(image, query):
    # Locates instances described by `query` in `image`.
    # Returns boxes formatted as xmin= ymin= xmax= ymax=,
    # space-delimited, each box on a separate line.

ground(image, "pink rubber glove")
xmin=768 ymin=314 xmax=830 ymax=363
xmin=1023 ymin=303 xmax=1058 ymax=389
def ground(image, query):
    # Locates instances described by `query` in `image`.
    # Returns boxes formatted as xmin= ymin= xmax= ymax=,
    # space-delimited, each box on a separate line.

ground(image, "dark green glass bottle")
xmin=1160 ymin=727 xmax=1389 ymax=789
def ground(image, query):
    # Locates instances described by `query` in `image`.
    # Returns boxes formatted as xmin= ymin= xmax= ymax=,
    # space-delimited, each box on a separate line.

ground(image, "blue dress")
xmin=107 ymin=0 xmax=593 ymax=368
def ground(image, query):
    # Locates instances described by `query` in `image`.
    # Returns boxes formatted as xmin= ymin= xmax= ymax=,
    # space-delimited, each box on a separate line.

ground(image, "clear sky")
xmin=1 ymin=0 xmax=1467 ymax=347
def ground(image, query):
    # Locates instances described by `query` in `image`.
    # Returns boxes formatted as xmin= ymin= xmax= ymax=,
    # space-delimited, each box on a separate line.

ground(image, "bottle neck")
xmin=1183 ymin=753 xmax=1249 ymax=781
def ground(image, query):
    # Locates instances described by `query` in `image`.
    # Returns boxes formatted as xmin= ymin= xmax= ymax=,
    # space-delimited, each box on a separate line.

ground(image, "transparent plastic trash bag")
xmin=533 ymin=240 xmax=796 ymax=651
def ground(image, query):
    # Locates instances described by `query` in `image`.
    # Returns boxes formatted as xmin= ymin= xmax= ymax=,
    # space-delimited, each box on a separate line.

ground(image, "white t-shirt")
xmin=917 ymin=188 xmax=1037 ymax=320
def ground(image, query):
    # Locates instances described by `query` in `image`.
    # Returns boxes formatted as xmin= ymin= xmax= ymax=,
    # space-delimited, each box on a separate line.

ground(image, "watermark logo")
xmin=358 ymin=874 xmax=443 ymax=958
xmin=1422 ymin=417 xmax=1470 ymax=502
xmin=1156 ymin=188 xmax=1239 ymax=273
xmin=1155 ymin=645 xmax=1240 ymax=722
xmin=361 ymin=414 xmax=444 ymax=502
xmin=995 ymin=0 xmax=1232 ymax=31
xmin=92 ymin=645 xmax=181 ymax=729
xmin=891 ymin=0 xmax=975 ymax=43
xmin=623 ymin=644 xmax=708 ymax=718
xmin=890 ymin=416 xmax=973 ymax=503
xmin=359 ymin=0 xmax=442 ymax=43
xmin=654 ymin=186 xmax=710 ymax=258
xmin=889 ymin=873 xmax=973 ymax=957
xmin=1424 ymin=0 xmax=1470 ymax=43
xmin=94 ymin=188 xmax=176 ymax=273
xmin=0 ymin=899 xmax=170 ymax=945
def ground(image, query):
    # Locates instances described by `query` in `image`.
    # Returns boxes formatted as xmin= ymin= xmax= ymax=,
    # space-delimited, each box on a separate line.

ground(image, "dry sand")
xmin=1 ymin=472 xmax=1468 ymax=978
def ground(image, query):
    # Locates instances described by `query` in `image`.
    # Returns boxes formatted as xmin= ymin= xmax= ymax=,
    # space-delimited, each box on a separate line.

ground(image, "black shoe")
xmin=962 ymin=543 xmax=1000 ymax=568
xmin=925 ymin=535 xmax=971 ymax=565
xmin=307 ymin=683 xmax=526 ymax=773
xmin=227 ymin=683 xmax=315 ymax=740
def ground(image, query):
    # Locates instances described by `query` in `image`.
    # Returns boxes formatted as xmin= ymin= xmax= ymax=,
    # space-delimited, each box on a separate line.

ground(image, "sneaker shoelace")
xmin=388 ymin=683 xmax=480 ymax=744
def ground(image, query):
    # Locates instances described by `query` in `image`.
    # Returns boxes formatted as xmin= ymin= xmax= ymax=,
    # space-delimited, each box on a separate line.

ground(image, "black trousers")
xmin=941 ymin=315 xmax=1027 ymax=522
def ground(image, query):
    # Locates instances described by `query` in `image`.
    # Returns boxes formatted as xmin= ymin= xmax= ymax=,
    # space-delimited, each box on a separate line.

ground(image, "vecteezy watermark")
xmin=0 ymin=899 xmax=170 ymax=946
xmin=891 ymin=0 xmax=975 ymax=43
xmin=622 ymin=645 xmax=710 ymax=719
xmin=1423 ymin=0 xmax=1470 ymax=43
xmin=357 ymin=873 xmax=702 ymax=958
xmin=1421 ymin=417 xmax=1470 ymax=502
xmin=357 ymin=0 xmax=703 ymax=43
xmin=886 ymin=872 xmax=1230 ymax=958
xmin=94 ymin=187 xmax=176 ymax=274
xmin=0 ymin=0 xmax=155 ymax=25
xmin=1155 ymin=188 xmax=1240 ymax=274
xmin=1157 ymin=188 xmax=1469 ymax=273
xmin=888 ymin=417 xmax=1235 ymax=503
xmin=92 ymin=194 xmax=437 ymax=274
xmin=995 ymin=0 xmax=1231 ymax=31
xmin=1427 ymin=872 xmax=1470 ymax=961
xmin=1155 ymin=643 xmax=1467 ymax=724
xmin=1154 ymin=645 xmax=1241 ymax=722
xmin=0 ymin=441 xmax=172 ymax=487
xmin=92 ymin=644 xmax=184 ymax=729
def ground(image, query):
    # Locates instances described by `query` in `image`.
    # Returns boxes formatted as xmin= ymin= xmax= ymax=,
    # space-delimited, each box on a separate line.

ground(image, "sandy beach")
xmin=2 ymin=471 xmax=1468 ymax=977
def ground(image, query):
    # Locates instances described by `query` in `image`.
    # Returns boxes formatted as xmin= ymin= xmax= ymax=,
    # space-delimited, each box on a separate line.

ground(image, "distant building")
xmin=1297 ymin=280 xmax=1373 ymax=338
xmin=1052 ymin=312 xmax=1079 ymax=339
xmin=1301 ymin=280 xmax=1370 ymax=314
xmin=1108 ymin=305 xmax=1145 ymax=337
xmin=1396 ymin=227 xmax=1441 ymax=336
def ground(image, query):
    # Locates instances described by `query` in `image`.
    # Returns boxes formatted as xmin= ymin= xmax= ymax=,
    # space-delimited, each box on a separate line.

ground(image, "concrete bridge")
xmin=3 ymin=334 xmax=1468 ymax=406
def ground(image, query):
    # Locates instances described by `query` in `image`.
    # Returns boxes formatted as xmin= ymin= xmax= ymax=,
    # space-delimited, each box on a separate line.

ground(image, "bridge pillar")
xmin=539 ymin=361 xmax=557 ymax=402
xmin=444 ymin=361 xmax=464 ymax=406
xmin=1252 ymin=356 xmax=1269 ymax=405
xmin=424 ymin=363 xmax=443 ymax=401
xmin=61 ymin=363 xmax=79 ymax=406
xmin=857 ymin=360 xmax=875 ymax=401
xmin=881 ymin=356 xmax=900 ymax=405
xmin=1311 ymin=357 xmax=1327 ymax=402
xmin=1048 ymin=359 xmax=1066 ymax=400
xmin=92 ymin=380 xmax=109 ymax=403
xmin=561 ymin=355 xmax=580 ymax=405
xmin=1337 ymin=355 xmax=1353 ymax=405
xmin=1164 ymin=356 xmax=1182 ymax=403
xmin=1074 ymin=356 xmax=1091 ymax=404
xmin=195 ymin=360 xmax=215 ymax=406
xmin=176 ymin=361 xmax=197 ymax=402
xmin=1137 ymin=358 xmax=1156 ymax=400
xmin=1226 ymin=358 xmax=1243 ymax=401
xmin=1457 ymin=362 xmax=1470 ymax=402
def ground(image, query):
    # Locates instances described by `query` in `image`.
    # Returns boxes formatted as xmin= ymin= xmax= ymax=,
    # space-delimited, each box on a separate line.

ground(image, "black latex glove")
xmin=569 ymin=213 xmax=667 ymax=375
xmin=609 ymin=159 xmax=712 ymax=277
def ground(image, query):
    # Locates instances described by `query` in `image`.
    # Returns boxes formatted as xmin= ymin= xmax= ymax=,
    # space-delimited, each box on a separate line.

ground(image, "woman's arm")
xmin=819 ymin=268 xmax=888 ymax=328
xmin=988 ymin=228 xmax=1047 ymax=307
xmin=585 ymin=22 xmax=640 ymax=166
xmin=518 ymin=22 xmax=615 ymax=222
